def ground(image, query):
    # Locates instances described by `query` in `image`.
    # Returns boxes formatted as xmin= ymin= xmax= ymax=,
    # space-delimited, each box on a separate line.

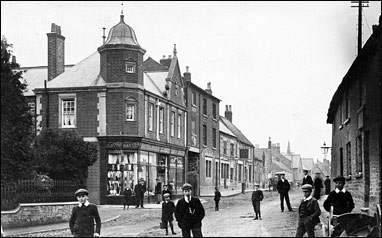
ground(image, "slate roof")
xmin=142 ymin=57 xmax=168 ymax=72
xmin=219 ymin=120 xmax=236 ymax=137
xmin=220 ymin=116 xmax=253 ymax=146
xmin=144 ymin=72 xmax=168 ymax=97
xmin=301 ymin=158 xmax=315 ymax=171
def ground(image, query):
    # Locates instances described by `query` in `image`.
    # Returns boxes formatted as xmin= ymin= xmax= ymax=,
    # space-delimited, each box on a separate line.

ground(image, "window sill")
xmin=345 ymin=175 xmax=352 ymax=180
xmin=343 ymin=118 xmax=350 ymax=125
xmin=203 ymin=114 xmax=208 ymax=118
xmin=355 ymin=173 xmax=363 ymax=178
xmin=339 ymin=125 xmax=343 ymax=130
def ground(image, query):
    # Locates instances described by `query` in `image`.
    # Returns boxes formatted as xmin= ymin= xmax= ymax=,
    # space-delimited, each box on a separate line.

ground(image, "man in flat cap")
xmin=295 ymin=184 xmax=321 ymax=237
xmin=175 ymin=183 xmax=205 ymax=237
xmin=134 ymin=178 xmax=146 ymax=208
xmin=302 ymin=170 xmax=313 ymax=186
xmin=69 ymin=188 xmax=101 ymax=237
xmin=276 ymin=172 xmax=294 ymax=212
xmin=323 ymin=176 xmax=354 ymax=237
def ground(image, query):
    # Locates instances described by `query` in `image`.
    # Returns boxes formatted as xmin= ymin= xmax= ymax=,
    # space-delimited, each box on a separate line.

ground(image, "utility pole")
xmin=351 ymin=1 xmax=369 ymax=56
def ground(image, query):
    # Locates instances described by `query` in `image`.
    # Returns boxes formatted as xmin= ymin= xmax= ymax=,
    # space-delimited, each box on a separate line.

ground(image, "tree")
xmin=33 ymin=128 xmax=98 ymax=187
xmin=1 ymin=36 xmax=34 ymax=184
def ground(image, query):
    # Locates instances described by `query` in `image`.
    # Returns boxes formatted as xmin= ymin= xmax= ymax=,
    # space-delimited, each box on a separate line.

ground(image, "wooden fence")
xmin=1 ymin=180 xmax=79 ymax=211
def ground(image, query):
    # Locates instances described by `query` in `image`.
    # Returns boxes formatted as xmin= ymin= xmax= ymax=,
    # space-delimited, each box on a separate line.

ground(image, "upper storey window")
xmin=125 ymin=61 xmax=136 ymax=73
xmin=59 ymin=94 xmax=76 ymax=128
xmin=125 ymin=97 xmax=137 ymax=121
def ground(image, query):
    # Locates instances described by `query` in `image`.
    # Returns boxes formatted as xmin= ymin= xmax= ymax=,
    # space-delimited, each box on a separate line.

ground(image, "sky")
xmin=1 ymin=1 xmax=381 ymax=161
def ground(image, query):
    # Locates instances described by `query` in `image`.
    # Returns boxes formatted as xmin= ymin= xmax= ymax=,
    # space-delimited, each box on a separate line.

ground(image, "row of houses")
xmin=18 ymin=13 xmax=268 ymax=204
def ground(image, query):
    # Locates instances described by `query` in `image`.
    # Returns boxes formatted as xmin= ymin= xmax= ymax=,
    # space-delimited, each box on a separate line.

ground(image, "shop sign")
xmin=106 ymin=141 xmax=140 ymax=149
xmin=141 ymin=143 xmax=161 ymax=153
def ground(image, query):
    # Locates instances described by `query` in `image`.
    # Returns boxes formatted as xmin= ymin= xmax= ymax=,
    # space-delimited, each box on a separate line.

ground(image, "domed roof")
xmin=104 ymin=15 xmax=140 ymax=46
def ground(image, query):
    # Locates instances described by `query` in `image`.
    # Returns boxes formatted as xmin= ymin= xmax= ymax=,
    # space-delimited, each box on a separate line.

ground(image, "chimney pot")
xmin=162 ymin=55 xmax=166 ymax=59
xmin=11 ymin=55 xmax=16 ymax=64
xmin=186 ymin=66 xmax=189 ymax=72
xmin=168 ymin=55 xmax=172 ymax=58
xmin=51 ymin=23 xmax=56 ymax=32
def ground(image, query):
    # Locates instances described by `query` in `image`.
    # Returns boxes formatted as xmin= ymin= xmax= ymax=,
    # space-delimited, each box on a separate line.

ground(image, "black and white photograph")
xmin=1 ymin=1 xmax=381 ymax=237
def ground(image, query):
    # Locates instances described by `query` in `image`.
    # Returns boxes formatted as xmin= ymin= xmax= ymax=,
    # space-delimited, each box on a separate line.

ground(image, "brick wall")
xmin=1 ymin=202 xmax=77 ymax=229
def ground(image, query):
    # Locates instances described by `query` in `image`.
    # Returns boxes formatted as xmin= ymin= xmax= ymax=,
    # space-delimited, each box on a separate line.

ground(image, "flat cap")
xmin=333 ymin=176 xmax=345 ymax=183
xmin=181 ymin=183 xmax=192 ymax=190
xmin=75 ymin=188 xmax=89 ymax=196
xmin=301 ymin=184 xmax=313 ymax=191
xmin=139 ymin=178 xmax=145 ymax=182
xmin=163 ymin=193 xmax=170 ymax=198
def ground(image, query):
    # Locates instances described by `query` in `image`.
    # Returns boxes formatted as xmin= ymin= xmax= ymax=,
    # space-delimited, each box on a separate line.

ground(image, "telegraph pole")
xmin=351 ymin=1 xmax=369 ymax=56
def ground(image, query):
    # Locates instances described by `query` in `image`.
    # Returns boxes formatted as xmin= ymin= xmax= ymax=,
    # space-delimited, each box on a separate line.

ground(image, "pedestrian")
xmin=324 ymin=175 xmax=331 ymax=195
xmin=323 ymin=176 xmax=355 ymax=237
xmin=69 ymin=188 xmax=101 ymax=237
xmin=251 ymin=183 xmax=264 ymax=220
xmin=162 ymin=193 xmax=177 ymax=235
xmin=214 ymin=187 xmax=222 ymax=211
xmin=162 ymin=184 xmax=172 ymax=200
xmin=175 ymin=183 xmax=205 ymax=237
xmin=312 ymin=173 xmax=323 ymax=200
xmin=302 ymin=170 xmax=313 ymax=186
xmin=134 ymin=178 xmax=146 ymax=208
xmin=276 ymin=172 xmax=294 ymax=212
xmin=295 ymin=184 xmax=321 ymax=237
xmin=123 ymin=186 xmax=132 ymax=210
xmin=155 ymin=178 xmax=162 ymax=204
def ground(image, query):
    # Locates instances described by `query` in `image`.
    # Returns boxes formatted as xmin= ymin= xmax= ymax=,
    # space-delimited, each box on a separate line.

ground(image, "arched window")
xmin=125 ymin=97 xmax=137 ymax=121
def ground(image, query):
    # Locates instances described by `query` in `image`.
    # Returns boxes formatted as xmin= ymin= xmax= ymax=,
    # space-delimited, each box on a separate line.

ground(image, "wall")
xmin=1 ymin=202 xmax=77 ymax=229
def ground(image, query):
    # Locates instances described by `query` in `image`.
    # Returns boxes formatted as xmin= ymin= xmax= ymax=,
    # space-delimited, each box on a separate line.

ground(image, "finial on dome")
xmin=121 ymin=2 xmax=124 ymax=15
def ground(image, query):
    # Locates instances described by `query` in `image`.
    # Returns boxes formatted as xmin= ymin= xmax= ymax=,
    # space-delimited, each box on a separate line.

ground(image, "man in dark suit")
xmin=276 ymin=172 xmax=294 ymax=212
xmin=134 ymin=178 xmax=146 ymax=208
xmin=302 ymin=169 xmax=313 ymax=186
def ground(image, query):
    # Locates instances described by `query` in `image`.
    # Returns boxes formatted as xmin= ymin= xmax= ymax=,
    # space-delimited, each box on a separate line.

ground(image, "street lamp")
xmin=320 ymin=141 xmax=331 ymax=159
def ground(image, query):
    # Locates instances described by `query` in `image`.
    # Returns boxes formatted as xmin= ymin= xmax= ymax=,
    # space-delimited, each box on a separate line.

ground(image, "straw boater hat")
xmin=163 ymin=193 xmax=170 ymax=198
xmin=181 ymin=183 xmax=192 ymax=190
xmin=301 ymin=184 xmax=313 ymax=191
xmin=75 ymin=188 xmax=89 ymax=197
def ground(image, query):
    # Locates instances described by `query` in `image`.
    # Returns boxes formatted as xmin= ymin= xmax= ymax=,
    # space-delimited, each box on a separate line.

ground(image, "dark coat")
xmin=323 ymin=190 xmax=355 ymax=215
xmin=175 ymin=197 xmax=205 ymax=230
xmin=162 ymin=200 xmax=175 ymax=222
xmin=251 ymin=190 xmax=264 ymax=202
xmin=214 ymin=191 xmax=221 ymax=201
xmin=155 ymin=182 xmax=162 ymax=195
xmin=298 ymin=197 xmax=321 ymax=226
xmin=324 ymin=178 xmax=331 ymax=194
xmin=276 ymin=179 xmax=290 ymax=194
xmin=302 ymin=175 xmax=314 ymax=186
xmin=134 ymin=183 xmax=146 ymax=197
xmin=69 ymin=203 xmax=101 ymax=236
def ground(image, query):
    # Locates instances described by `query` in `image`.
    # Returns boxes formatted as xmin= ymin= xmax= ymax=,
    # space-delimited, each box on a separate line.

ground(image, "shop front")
xmin=100 ymin=137 xmax=186 ymax=204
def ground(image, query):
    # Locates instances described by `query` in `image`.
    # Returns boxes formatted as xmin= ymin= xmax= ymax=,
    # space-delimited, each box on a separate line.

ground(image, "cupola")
xmin=104 ymin=14 xmax=140 ymax=46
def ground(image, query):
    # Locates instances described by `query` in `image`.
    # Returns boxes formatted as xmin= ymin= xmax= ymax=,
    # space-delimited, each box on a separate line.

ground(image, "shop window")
xmin=107 ymin=152 xmax=136 ymax=196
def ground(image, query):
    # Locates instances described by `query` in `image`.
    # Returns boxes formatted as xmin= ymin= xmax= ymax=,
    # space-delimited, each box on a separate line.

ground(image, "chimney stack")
xmin=268 ymin=137 xmax=272 ymax=149
xmin=184 ymin=66 xmax=191 ymax=86
xmin=205 ymin=82 xmax=213 ymax=94
xmin=47 ymin=23 xmax=65 ymax=81
xmin=225 ymin=105 xmax=232 ymax=122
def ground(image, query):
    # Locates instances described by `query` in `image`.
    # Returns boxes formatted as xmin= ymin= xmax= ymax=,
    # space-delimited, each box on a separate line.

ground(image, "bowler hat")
xmin=181 ymin=183 xmax=192 ymax=190
xmin=303 ymin=169 xmax=308 ymax=172
xmin=333 ymin=176 xmax=345 ymax=184
xmin=75 ymin=188 xmax=89 ymax=196
xmin=301 ymin=184 xmax=313 ymax=191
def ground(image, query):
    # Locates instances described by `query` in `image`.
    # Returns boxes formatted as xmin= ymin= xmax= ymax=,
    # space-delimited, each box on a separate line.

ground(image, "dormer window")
xmin=125 ymin=61 xmax=136 ymax=73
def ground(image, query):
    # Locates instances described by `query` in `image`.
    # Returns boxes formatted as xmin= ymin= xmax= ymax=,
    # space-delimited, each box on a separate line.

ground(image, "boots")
xmin=170 ymin=223 xmax=176 ymax=235
xmin=165 ymin=228 xmax=168 ymax=235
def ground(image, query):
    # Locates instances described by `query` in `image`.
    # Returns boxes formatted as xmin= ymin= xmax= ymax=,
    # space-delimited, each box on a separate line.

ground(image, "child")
xmin=214 ymin=187 xmax=222 ymax=211
xmin=69 ymin=188 xmax=101 ymax=237
xmin=251 ymin=183 xmax=264 ymax=220
xmin=161 ymin=193 xmax=176 ymax=235
xmin=123 ymin=186 xmax=132 ymax=210
xmin=162 ymin=184 xmax=172 ymax=200
xmin=295 ymin=184 xmax=321 ymax=237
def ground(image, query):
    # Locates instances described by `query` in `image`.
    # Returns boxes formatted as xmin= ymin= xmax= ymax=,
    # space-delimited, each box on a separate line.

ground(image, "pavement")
xmin=2 ymin=188 xmax=250 ymax=237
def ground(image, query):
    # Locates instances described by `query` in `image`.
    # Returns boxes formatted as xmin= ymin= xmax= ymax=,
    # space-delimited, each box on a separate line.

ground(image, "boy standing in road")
xmin=295 ymin=184 xmax=321 ymax=237
xmin=162 ymin=193 xmax=177 ymax=235
xmin=175 ymin=183 xmax=205 ymax=237
xmin=214 ymin=187 xmax=221 ymax=211
xmin=251 ymin=183 xmax=264 ymax=220
xmin=69 ymin=188 xmax=101 ymax=237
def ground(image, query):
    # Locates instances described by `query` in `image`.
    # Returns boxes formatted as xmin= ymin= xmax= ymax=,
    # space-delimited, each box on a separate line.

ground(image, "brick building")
xmin=33 ymin=14 xmax=188 ymax=204
xmin=326 ymin=16 xmax=381 ymax=214
xmin=183 ymin=73 xmax=221 ymax=196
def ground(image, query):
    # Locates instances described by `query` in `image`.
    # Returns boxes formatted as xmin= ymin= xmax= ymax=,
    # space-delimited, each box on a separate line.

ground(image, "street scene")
xmin=1 ymin=1 xmax=381 ymax=237
xmin=5 ymin=189 xmax=329 ymax=237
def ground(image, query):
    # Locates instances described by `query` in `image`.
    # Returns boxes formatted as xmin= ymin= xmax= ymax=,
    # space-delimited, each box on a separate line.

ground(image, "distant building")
xmin=282 ymin=142 xmax=303 ymax=187
xmin=326 ymin=16 xmax=381 ymax=214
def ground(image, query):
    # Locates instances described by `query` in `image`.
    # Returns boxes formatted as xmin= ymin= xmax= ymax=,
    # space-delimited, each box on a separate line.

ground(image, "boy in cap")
xmin=214 ymin=187 xmax=221 ymax=211
xmin=175 ymin=183 xmax=205 ymax=237
xmin=134 ymin=178 xmax=146 ymax=208
xmin=323 ymin=176 xmax=354 ymax=237
xmin=69 ymin=188 xmax=101 ymax=237
xmin=302 ymin=169 xmax=313 ymax=186
xmin=295 ymin=184 xmax=321 ymax=237
xmin=251 ymin=183 xmax=264 ymax=220
xmin=161 ymin=193 xmax=176 ymax=235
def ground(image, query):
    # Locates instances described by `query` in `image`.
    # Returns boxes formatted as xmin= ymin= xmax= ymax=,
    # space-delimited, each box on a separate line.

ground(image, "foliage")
xmin=1 ymin=36 xmax=34 ymax=184
xmin=33 ymin=128 xmax=98 ymax=187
